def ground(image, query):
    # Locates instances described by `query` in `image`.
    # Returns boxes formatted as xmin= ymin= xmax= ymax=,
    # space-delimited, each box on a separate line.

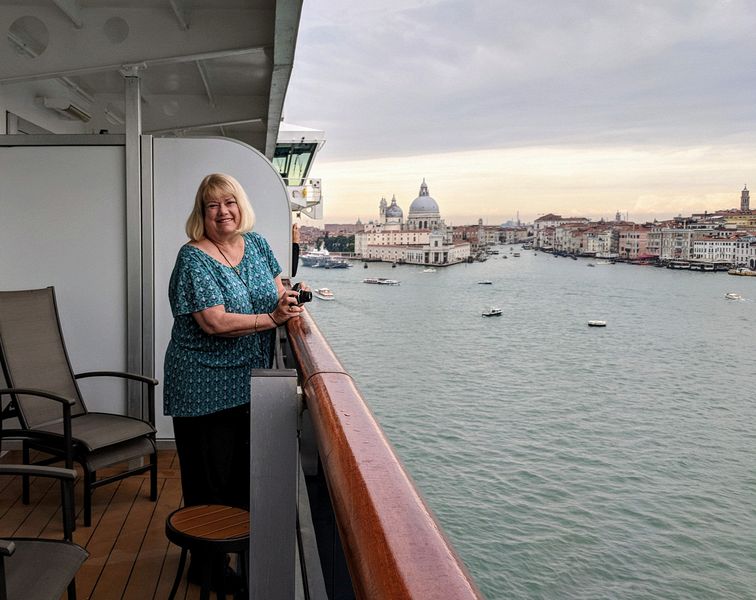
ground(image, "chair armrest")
xmin=0 ymin=465 xmax=77 ymax=481
xmin=74 ymin=371 xmax=157 ymax=426
xmin=0 ymin=388 xmax=75 ymax=469
xmin=74 ymin=371 xmax=158 ymax=387
xmin=0 ymin=540 xmax=15 ymax=557
xmin=0 ymin=388 xmax=75 ymax=406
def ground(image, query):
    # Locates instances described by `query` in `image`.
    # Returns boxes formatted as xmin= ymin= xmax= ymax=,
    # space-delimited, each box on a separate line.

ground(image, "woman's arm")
xmin=193 ymin=287 xmax=302 ymax=337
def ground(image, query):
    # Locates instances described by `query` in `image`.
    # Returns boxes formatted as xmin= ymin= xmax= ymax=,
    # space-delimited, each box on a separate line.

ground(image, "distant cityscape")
xmin=297 ymin=184 xmax=756 ymax=271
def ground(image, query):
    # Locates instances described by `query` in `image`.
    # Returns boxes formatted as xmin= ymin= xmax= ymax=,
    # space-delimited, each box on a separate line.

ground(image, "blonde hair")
xmin=185 ymin=173 xmax=256 ymax=241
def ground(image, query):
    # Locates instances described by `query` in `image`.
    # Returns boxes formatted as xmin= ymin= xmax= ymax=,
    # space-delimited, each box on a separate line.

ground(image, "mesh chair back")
xmin=0 ymin=288 xmax=86 ymax=428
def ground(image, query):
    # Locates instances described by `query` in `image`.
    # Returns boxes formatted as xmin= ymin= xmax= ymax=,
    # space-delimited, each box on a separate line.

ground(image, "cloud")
xmin=285 ymin=0 xmax=756 ymax=161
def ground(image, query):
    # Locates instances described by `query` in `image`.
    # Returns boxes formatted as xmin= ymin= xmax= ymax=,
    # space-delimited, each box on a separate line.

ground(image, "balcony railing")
xmin=286 ymin=310 xmax=483 ymax=600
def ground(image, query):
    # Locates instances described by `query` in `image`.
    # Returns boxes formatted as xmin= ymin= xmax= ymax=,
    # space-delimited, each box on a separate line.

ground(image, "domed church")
xmin=354 ymin=180 xmax=471 ymax=266
xmin=406 ymin=179 xmax=443 ymax=231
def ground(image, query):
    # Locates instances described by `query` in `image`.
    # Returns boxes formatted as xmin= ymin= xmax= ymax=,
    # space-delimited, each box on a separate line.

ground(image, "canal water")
xmin=300 ymin=251 xmax=756 ymax=600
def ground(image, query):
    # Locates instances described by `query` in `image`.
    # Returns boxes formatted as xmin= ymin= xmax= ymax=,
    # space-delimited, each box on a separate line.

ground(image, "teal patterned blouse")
xmin=163 ymin=232 xmax=282 ymax=417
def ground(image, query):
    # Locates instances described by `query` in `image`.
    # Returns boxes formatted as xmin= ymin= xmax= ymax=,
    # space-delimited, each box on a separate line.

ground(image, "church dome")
xmin=408 ymin=179 xmax=439 ymax=214
xmin=385 ymin=195 xmax=403 ymax=218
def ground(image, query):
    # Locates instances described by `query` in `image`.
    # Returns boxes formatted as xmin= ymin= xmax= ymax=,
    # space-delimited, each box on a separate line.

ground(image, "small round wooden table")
xmin=165 ymin=504 xmax=249 ymax=600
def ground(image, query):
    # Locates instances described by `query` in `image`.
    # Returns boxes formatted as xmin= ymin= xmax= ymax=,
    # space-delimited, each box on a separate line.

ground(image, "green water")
xmin=303 ymin=252 xmax=756 ymax=599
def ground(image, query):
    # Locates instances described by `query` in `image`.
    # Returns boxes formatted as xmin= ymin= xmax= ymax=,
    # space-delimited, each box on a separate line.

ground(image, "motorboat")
xmin=477 ymin=280 xmax=493 ymax=285
xmin=422 ymin=268 xmax=437 ymax=273
xmin=725 ymin=292 xmax=743 ymax=300
xmin=587 ymin=263 xmax=596 ymax=267
xmin=513 ymin=252 xmax=521 ymax=257
xmin=314 ymin=288 xmax=335 ymax=301
xmin=363 ymin=278 xmax=400 ymax=285
xmin=588 ymin=320 xmax=607 ymax=327
xmin=482 ymin=307 xmax=502 ymax=317
xmin=728 ymin=267 xmax=756 ymax=277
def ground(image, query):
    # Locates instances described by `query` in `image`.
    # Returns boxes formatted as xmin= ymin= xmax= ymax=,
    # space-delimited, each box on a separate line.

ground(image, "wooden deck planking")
xmin=0 ymin=448 xmax=209 ymax=599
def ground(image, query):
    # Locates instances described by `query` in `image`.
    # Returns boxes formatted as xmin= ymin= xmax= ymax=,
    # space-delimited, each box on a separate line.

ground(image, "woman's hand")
xmin=271 ymin=289 xmax=303 ymax=324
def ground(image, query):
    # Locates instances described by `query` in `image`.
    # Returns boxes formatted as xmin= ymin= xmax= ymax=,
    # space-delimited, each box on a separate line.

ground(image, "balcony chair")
xmin=0 ymin=432 xmax=88 ymax=600
xmin=0 ymin=287 xmax=158 ymax=526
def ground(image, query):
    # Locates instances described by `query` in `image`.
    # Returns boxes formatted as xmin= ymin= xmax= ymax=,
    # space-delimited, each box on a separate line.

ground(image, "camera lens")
xmin=298 ymin=289 xmax=313 ymax=304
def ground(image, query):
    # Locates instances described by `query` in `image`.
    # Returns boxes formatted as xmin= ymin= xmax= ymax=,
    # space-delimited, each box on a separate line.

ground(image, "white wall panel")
xmin=0 ymin=145 xmax=127 ymax=413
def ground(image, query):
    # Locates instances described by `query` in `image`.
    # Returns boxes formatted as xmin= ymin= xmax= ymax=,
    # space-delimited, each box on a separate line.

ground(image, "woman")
xmin=164 ymin=173 xmax=304 ymax=512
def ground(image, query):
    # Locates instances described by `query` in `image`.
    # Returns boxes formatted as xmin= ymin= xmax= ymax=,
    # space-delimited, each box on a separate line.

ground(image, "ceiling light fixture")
xmin=40 ymin=97 xmax=92 ymax=122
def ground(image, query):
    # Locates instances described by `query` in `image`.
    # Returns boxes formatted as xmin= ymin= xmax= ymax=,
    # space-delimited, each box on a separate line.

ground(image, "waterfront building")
xmin=297 ymin=225 xmax=325 ymax=245
xmin=618 ymin=225 xmax=652 ymax=260
xmin=533 ymin=214 xmax=589 ymax=249
xmin=649 ymin=226 xmax=717 ymax=261
xmin=354 ymin=181 xmax=471 ymax=265
xmin=499 ymin=226 xmax=531 ymax=245
xmin=452 ymin=220 xmax=505 ymax=251
xmin=691 ymin=236 xmax=740 ymax=263
xmin=693 ymin=234 xmax=756 ymax=267
xmin=324 ymin=220 xmax=364 ymax=235
xmin=734 ymin=235 xmax=756 ymax=269
xmin=722 ymin=214 xmax=756 ymax=229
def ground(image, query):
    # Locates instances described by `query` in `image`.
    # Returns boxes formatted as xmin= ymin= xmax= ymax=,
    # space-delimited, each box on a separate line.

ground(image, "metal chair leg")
xmin=200 ymin=560 xmax=212 ymax=600
xmin=150 ymin=452 xmax=158 ymax=501
xmin=83 ymin=470 xmax=93 ymax=527
xmin=167 ymin=548 xmax=188 ymax=600
xmin=21 ymin=443 xmax=30 ymax=504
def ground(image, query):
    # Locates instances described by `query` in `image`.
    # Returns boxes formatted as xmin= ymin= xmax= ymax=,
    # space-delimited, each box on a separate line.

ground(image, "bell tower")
xmin=741 ymin=185 xmax=750 ymax=212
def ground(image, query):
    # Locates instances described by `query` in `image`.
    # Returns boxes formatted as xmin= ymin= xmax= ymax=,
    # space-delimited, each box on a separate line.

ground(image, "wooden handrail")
xmin=286 ymin=310 xmax=483 ymax=600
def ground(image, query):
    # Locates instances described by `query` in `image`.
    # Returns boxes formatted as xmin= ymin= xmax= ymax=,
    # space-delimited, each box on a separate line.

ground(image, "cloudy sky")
xmin=283 ymin=0 xmax=756 ymax=225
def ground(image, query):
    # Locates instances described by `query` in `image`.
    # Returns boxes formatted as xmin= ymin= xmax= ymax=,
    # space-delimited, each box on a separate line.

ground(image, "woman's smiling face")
xmin=204 ymin=193 xmax=240 ymax=240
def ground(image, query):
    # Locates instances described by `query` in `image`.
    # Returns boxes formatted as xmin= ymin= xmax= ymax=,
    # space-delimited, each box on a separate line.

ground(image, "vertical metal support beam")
xmin=140 ymin=135 xmax=155 ymax=400
xmin=124 ymin=70 xmax=143 ymax=418
xmin=250 ymin=369 xmax=298 ymax=600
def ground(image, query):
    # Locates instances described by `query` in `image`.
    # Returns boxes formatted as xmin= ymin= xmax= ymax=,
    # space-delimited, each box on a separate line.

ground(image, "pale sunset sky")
xmin=283 ymin=1 xmax=756 ymax=226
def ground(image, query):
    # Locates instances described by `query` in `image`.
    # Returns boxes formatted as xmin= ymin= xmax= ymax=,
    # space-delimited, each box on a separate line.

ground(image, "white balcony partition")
xmin=0 ymin=144 xmax=127 ymax=412
xmin=153 ymin=137 xmax=292 ymax=439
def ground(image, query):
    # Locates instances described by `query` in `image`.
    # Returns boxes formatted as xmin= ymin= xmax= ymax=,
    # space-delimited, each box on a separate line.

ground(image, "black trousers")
xmin=173 ymin=403 xmax=250 ymax=510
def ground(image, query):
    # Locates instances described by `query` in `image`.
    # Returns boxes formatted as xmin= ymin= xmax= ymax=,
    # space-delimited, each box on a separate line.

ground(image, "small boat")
xmin=588 ymin=320 xmax=607 ymax=327
xmin=363 ymin=278 xmax=400 ymax=285
xmin=363 ymin=263 xmax=368 ymax=269
xmin=482 ymin=307 xmax=502 ymax=317
xmin=314 ymin=288 xmax=335 ymax=300
xmin=595 ymin=260 xmax=613 ymax=265
xmin=725 ymin=292 xmax=743 ymax=300
xmin=728 ymin=267 xmax=756 ymax=277
xmin=513 ymin=253 xmax=520 ymax=257
xmin=477 ymin=280 xmax=493 ymax=285
xmin=422 ymin=268 xmax=436 ymax=273
xmin=587 ymin=263 xmax=595 ymax=267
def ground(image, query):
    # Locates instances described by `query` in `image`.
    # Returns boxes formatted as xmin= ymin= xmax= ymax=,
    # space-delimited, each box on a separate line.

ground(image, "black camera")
xmin=293 ymin=283 xmax=312 ymax=304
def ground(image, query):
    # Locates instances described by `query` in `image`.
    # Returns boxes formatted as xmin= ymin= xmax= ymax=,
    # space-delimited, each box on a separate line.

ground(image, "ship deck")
xmin=0 ymin=446 xmax=204 ymax=600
